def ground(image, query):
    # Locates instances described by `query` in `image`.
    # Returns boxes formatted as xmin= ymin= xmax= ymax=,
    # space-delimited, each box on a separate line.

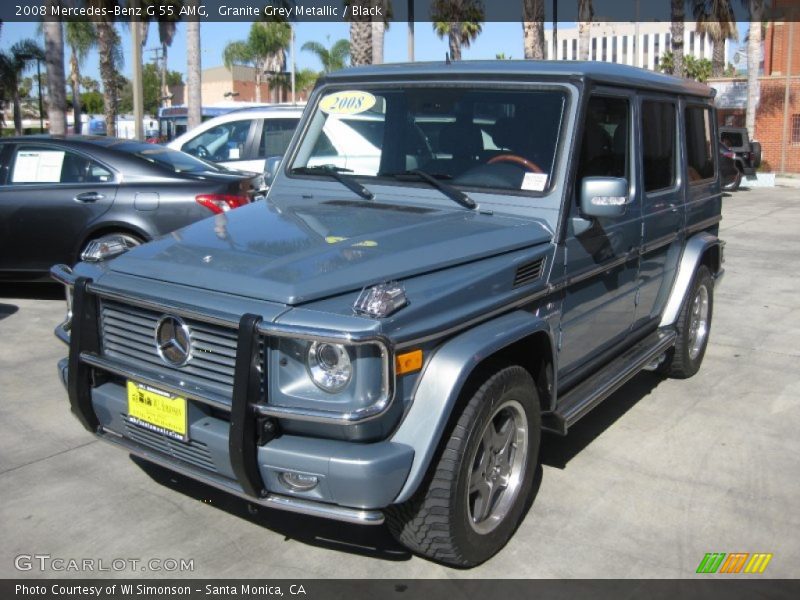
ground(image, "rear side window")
xmin=720 ymin=130 xmax=744 ymax=147
xmin=685 ymin=106 xmax=715 ymax=182
xmin=641 ymin=100 xmax=676 ymax=192
xmin=258 ymin=118 xmax=300 ymax=158
xmin=10 ymin=146 xmax=113 ymax=184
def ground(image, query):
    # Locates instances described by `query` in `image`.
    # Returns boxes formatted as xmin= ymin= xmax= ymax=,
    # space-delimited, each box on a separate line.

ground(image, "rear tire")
xmin=661 ymin=265 xmax=714 ymax=379
xmin=385 ymin=365 xmax=540 ymax=567
xmin=723 ymin=170 xmax=741 ymax=191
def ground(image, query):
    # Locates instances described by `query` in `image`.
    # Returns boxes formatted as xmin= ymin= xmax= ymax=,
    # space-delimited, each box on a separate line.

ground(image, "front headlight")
xmin=306 ymin=342 xmax=352 ymax=393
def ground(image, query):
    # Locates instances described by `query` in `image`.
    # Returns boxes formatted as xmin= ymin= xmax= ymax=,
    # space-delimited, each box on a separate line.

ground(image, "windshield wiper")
xmin=387 ymin=169 xmax=476 ymax=210
xmin=291 ymin=165 xmax=374 ymax=200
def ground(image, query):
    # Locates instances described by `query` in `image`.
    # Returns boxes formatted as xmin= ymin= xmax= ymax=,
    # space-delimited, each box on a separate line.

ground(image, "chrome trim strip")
xmin=80 ymin=352 xmax=232 ymax=412
xmin=686 ymin=215 xmax=722 ymax=235
xmin=96 ymin=430 xmax=385 ymax=525
xmin=641 ymin=232 xmax=679 ymax=255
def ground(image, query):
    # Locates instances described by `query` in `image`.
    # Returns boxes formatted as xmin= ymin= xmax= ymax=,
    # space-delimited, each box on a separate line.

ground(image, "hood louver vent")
xmin=514 ymin=258 xmax=546 ymax=287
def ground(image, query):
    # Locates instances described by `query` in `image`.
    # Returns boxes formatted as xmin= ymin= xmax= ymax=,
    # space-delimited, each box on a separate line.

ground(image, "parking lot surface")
xmin=1 ymin=186 xmax=798 ymax=578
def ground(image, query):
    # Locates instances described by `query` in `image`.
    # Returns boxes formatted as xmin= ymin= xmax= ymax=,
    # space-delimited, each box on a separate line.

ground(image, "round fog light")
xmin=279 ymin=471 xmax=319 ymax=492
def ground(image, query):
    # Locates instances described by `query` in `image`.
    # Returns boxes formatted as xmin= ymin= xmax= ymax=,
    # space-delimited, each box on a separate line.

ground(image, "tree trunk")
xmin=186 ymin=14 xmax=202 ymax=131
xmin=254 ymin=68 xmax=262 ymax=104
xmin=578 ymin=0 xmax=592 ymax=61
xmin=522 ymin=0 xmax=545 ymax=60
xmin=96 ymin=21 xmax=118 ymax=137
xmin=350 ymin=19 xmax=373 ymax=66
xmin=670 ymin=0 xmax=684 ymax=76
xmin=13 ymin=92 xmax=22 ymax=135
xmin=711 ymin=38 xmax=726 ymax=78
xmin=449 ymin=24 xmax=462 ymax=61
xmin=71 ymin=52 xmax=82 ymax=134
xmin=43 ymin=17 xmax=67 ymax=135
xmin=746 ymin=1 xmax=763 ymax=137
xmin=161 ymin=43 xmax=169 ymax=108
xmin=372 ymin=20 xmax=385 ymax=64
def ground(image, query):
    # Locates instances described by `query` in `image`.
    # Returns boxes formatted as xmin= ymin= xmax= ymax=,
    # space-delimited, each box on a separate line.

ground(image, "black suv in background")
xmin=719 ymin=126 xmax=761 ymax=176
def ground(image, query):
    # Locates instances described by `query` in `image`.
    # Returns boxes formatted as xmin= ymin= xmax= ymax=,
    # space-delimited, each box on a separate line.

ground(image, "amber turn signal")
xmin=395 ymin=349 xmax=423 ymax=375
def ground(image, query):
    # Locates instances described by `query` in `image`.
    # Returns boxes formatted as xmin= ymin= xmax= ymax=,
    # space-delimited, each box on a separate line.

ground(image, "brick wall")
xmin=754 ymin=77 xmax=800 ymax=173
xmin=764 ymin=2 xmax=800 ymax=77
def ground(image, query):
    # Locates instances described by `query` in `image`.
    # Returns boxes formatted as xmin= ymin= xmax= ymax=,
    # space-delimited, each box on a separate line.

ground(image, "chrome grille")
xmin=123 ymin=416 xmax=217 ymax=472
xmin=99 ymin=300 xmax=238 ymax=395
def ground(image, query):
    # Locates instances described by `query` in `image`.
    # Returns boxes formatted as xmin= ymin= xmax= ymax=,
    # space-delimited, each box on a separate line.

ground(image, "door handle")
xmin=74 ymin=192 xmax=104 ymax=203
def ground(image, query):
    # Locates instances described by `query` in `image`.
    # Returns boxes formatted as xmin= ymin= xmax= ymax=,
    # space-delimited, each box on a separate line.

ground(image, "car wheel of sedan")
xmin=662 ymin=265 xmax=714 ymax=379
xmin=723 ymin=170 xmax=742 ymax=192
xmin=79 ymin=232 xmax=143 ymax=264
xmin=385 ymin=365 xmax=540 ymax=567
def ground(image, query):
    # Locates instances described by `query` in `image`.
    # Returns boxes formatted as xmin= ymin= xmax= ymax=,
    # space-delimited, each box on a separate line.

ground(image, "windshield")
xmin=290 ymin=86 xmax=567 ymax=194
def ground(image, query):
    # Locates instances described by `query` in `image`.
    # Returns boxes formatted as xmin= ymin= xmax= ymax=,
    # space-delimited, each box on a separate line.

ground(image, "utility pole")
xmin=131 ymin=9 xmax=144 ymax=141
xmin=408 ymin=0 xmax=414 ymax=61
xmin=291 ymin=23 xmax=296 ymax=104
xmin=780 ymin=10 xmax=795 ymax=173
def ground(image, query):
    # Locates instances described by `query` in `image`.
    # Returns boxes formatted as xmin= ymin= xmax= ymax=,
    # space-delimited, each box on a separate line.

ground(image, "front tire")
xmin=386 ymin=365 xmax=540 ymax=567
xmin=662 ymin=265 xmax=714 ymax=379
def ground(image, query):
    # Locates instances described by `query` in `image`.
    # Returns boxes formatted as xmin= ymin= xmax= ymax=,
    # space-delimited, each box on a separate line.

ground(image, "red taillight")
xmin=723 ymin=151 xmax=736 ymax=159
xmin=195 ymin=194 xmax=249 ymax=214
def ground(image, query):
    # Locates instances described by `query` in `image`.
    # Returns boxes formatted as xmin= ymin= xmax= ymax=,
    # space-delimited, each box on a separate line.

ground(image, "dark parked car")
xmin=719 ymin=142 xmax=742 ymax=191
xmin=0 ymin=136 xmax=263 ymax=279
xmin=719 ymin=126 xmax=761 ymax=176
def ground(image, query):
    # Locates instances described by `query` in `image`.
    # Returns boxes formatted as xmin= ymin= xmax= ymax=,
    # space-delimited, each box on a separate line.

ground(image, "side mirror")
xmin=264 ymin=155 xmax=284 ymax=186
xmin=579 ymin=177 xmax=630 ymax=218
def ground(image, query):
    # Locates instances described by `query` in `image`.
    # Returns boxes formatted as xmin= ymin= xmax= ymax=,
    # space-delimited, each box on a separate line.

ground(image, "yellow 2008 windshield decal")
xmin=319 ymin=91 xmax=377 ymax=115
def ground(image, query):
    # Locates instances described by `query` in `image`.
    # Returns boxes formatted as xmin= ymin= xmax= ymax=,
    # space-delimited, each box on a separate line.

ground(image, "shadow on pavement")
xmin=540 ymin=371 xmax=663 ymax=469
xmin=0 ymin=303 xmax=19 ymax=320
xmin=131 ymin=456 xmax=412 ymax=563
xmin=0 ymin=282 xmax=64 ymax=300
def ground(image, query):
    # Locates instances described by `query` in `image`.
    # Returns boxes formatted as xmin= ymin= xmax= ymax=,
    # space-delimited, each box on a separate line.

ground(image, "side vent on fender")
xmin=513 ymin=257 xmax=546 ymax=288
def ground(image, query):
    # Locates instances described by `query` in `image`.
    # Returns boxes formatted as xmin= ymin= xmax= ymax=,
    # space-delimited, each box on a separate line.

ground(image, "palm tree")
xmin=577 ymin=0 xmax=593 ymax=61
xmin=155 ymin=2 xmax=180 ymax=106
xmin=522 ymin=0 xmax=545 ymax=60
xmin=348 ymin=1 xmax=373 ymax=66
xmin=431 ymin=0 xmax=485 ymax=61
xmin=371 ymin=1 xmax=392 ymax=64
xmin=224 ymin=22 xmax=291 ymax=103
xmin=88 ymin=1 xmax=124 ymax=136
xmin=671 ymin=0 xmax=685 ymax=76
xmin=43 ymin=13 xmax=68 ymax=135
xmin=301 ymin=37 xmax=351 ymax=73
xmin=65 ymin=22 xmax=95 ymax=134
xmin=745 ymin=0 xmax=764 ymax=137
xmin=694 ymin=1 xmax=738 ymax=78
xmin=0 ymin=39 xmax=43 ymax=134
xmin=186 ymin=7 xmax=202 ymax=130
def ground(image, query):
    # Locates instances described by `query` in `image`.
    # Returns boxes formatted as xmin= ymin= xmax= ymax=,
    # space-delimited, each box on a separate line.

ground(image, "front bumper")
xmin=56 ymin=277 xmax=415 ymax=526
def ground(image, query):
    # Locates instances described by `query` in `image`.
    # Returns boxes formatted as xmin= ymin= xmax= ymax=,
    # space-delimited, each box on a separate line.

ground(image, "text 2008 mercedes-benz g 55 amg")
xmin=53 ymin=61 xmax=724 ymax=567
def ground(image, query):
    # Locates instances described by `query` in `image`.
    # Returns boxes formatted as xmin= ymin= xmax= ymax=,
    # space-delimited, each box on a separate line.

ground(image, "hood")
xmin=106 ymin=197 xmax=552 ymax=305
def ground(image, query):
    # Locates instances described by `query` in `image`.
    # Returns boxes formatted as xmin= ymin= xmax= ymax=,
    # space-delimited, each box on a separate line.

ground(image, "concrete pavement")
xmin=1 ymin=186 xmax=798 ymax=578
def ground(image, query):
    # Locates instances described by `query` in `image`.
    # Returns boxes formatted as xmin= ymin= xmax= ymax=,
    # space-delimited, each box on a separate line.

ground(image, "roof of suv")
xmin=321 ymin=60 xmax=714 ymax=99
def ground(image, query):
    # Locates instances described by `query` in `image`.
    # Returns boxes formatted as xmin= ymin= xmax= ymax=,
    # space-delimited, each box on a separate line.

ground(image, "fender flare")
xmin=660 ymin=232 xmax=722 ymax=327
xmin=390 ymin=310 xmax=554 ymax=504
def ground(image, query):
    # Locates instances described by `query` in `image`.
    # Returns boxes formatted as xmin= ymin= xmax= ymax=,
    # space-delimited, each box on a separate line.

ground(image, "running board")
xmin=543 ymin=329 xmax=677 ymax=435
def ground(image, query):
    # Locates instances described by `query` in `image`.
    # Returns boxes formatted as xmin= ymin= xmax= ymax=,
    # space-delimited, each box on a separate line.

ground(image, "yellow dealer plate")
xmin=319 ymin=90 xmax=376 ymax=115
xmin=127 ymin=381 xmax=188 ymax=442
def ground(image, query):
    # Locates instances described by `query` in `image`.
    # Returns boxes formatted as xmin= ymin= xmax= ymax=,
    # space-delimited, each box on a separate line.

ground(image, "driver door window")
xmin=181 ymin=119 xmax=253 ymax=163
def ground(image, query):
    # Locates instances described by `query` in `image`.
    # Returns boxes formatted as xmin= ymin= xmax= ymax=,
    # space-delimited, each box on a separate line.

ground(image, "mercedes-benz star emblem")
xmin=154 ymin=315 xmax=193 ymax=367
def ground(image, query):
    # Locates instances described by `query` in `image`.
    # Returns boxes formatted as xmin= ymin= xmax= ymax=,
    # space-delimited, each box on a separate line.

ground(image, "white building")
xmin=545 ymin=22 xmax=727 ymax=71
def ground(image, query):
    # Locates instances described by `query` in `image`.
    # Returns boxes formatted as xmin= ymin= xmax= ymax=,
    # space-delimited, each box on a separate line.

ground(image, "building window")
xmin=689 ymin=31 xmax=695 ymax=55
xmin=563 ymin=39 xmax=568 ymax=60
xmin=572 ymin=39 xmax=578 ymax=60
xmin=792 ymin=114 xmax=800 ymax=145
xmin=612 ymin=36 xmax=618 ymax=63
xmin=622 ymin=36 xmax=628 ymax=63
xmin=665 ymin=33 xmax=671 ymax=52
xmin=643 ymin=34 xmax=649 ymax=68
xmin=699 ymin=32 xmax=705 ymax=57
xmin=654 ymin=33 xmax=660 ymax=68
xmin=602 ymin=37 xmax=607 ymax=61
xmin=592 ymin=38 xmax=597 ymax=60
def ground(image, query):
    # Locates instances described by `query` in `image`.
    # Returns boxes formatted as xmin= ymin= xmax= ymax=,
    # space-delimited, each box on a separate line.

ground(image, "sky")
xmin=0 ymin=20 xmax=751 ymax=86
